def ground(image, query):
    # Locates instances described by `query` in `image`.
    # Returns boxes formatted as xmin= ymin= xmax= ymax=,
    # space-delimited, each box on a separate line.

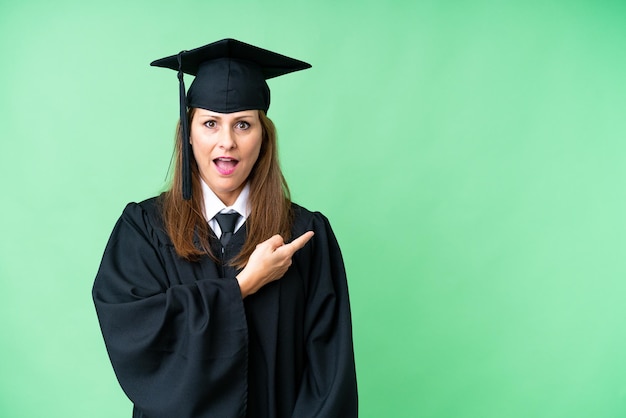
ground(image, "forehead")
xmin=194 ymin=108 xmax=259 ymax=119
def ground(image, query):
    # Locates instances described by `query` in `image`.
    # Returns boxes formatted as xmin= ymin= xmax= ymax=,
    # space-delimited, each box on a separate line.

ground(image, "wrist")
xmin=236 ymin=272 xmax=254 ymax=298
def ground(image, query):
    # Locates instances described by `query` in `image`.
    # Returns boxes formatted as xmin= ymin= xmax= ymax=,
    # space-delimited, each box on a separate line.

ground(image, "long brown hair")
xmin=162 ymin=108 xmax=293 ymax=268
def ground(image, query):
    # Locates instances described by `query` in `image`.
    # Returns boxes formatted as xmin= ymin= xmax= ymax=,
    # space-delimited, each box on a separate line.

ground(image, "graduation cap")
xmin=150 ymin=38 xmax=312 ymax=200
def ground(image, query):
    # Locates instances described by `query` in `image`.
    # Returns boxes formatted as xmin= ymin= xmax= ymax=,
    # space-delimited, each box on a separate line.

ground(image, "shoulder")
xmin=290 ymin=202 xmax=347 ymax=279
xmin=290 ymin=202 xmax=336 ymax=237
xmin=136 ymin=194 xmax=164 ymax=218
xmin=114 ymin=194 xmax=170 ymax=245
xmin=118 ymin=194 xmax=163 ymax=223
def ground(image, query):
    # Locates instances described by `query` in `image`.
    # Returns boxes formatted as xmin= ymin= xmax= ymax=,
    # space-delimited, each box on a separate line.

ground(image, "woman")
xmin=92 ymin=38 xmax=358 ymax=418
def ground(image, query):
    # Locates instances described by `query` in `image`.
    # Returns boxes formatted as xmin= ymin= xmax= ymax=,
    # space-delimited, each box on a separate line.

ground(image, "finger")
xmin=283 ymin=231 xmax=314 ymax=253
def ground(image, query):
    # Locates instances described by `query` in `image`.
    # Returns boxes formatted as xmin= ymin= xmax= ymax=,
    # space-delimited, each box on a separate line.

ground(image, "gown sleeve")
xmin=291 ymin=212 xmax=358 ymax=417
xmin=92 ymin=202 xmax=248 ymax=418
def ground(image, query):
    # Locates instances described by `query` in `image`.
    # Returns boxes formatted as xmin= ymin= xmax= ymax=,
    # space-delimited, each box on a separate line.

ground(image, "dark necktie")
xmin=214 ymin=212 xmax=240 ymax=247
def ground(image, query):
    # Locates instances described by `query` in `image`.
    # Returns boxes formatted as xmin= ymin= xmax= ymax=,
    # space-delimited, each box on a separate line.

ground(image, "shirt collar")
xmin=200 ymin=179 xmax=251 ymax=222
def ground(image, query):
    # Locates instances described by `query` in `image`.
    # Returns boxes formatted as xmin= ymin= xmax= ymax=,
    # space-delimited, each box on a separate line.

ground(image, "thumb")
xmin=264 ymin=234 xmax=285 ymax=249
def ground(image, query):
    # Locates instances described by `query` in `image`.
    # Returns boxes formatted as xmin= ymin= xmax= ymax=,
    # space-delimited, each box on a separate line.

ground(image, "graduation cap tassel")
xmin=177 ymin=51 xmax=192 ymax=200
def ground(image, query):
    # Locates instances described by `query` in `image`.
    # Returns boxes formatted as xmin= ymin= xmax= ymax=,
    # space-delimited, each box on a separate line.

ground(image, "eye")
xmin=235 ymin=121 xmax=250 ymax=130
xmin=204 ymin=120 xmax=217 ymax=128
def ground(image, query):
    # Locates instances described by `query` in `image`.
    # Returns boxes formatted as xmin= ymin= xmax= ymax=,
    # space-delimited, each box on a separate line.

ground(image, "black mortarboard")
xmin=150 ymin=38 xmax=311 ymax=199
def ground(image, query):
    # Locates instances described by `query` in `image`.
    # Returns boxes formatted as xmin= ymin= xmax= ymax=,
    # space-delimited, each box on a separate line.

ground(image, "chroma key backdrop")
xmin=1 ymin=0 xmax=626 ymax=417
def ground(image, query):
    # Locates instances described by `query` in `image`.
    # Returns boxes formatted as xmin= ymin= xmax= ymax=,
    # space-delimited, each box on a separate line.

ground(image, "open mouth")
xmin=213 ymin=157 xmax=239 ymax=175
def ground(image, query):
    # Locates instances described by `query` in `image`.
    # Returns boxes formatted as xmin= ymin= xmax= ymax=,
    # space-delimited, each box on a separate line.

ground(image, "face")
xmin=190 ymin=109 xmax=263 ymax=206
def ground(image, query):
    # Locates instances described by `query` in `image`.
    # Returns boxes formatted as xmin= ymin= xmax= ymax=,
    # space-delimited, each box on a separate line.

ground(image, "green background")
xmin=2 ymin=0 xmax=626 ymax=416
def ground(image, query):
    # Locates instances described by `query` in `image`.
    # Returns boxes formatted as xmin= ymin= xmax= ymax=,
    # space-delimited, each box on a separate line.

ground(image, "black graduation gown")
xmin=92 ymin=196 xmax=358 ymax=418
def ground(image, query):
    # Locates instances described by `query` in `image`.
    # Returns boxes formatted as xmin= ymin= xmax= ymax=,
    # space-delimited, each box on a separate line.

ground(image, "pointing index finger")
xmin=284 ymin=231 xmax=315 ymax=254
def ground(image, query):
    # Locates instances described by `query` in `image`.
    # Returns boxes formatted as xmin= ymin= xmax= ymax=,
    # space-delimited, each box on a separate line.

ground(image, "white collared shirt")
xmin=200 ymin=179 xmax=250 ymax=238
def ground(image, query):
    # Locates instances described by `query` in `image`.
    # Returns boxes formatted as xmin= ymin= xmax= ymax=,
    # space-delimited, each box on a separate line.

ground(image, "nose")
xmin=217 ymin=128 xmax=236 ymax=150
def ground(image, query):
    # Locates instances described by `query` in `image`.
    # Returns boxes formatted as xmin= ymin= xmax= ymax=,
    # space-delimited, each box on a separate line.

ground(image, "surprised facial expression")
xmin=190 ymin=109 xmax=263 ymax=206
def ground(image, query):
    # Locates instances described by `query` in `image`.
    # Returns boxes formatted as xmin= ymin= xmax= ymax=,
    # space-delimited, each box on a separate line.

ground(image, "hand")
xmin=236 ymin=231 xmax=314 ymax=298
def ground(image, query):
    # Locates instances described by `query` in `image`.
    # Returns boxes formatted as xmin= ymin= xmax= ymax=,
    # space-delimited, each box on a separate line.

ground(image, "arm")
xmin=92 ymin=203 xmax=247 ymax=418
xmin=291 ymin=213 xmax=358 ymax=417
